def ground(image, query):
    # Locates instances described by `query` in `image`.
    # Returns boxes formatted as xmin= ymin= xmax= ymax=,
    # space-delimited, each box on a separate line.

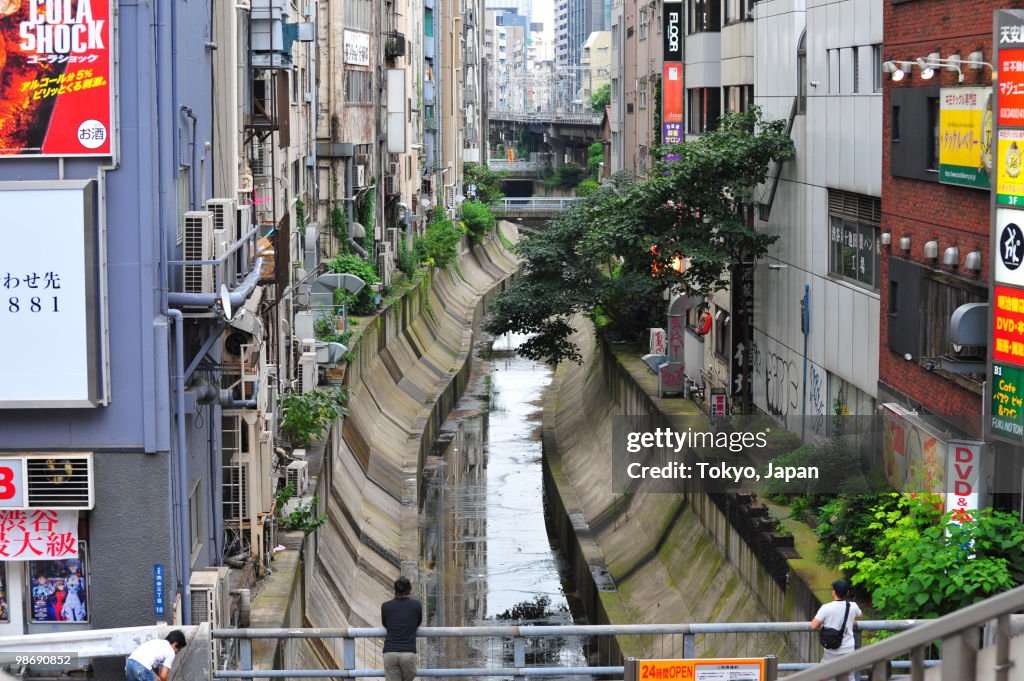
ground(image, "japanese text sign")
xmin=1000 ymin=49 xmax=1024 ymax=127
xmin=0 ymin=0 xmax=113 ymax=156
xmin=0 ymin=509 xmax=78 ymax=560
xmin=0 ymin=460 xmax=25 ymax=508
xmin=992 ymin=363 xmax=1024 ymax=440
xmin=939 ymin=88 xmax=993 ymax=188
xmin=635 ymin=659 xmax=765 ymax=681
xmin=997 ymin=129 xmax=1024 ymax=205
xmin=945 ymin=441 xmax=981 ymax=523
xmin=993 ymin=285 xmax=1024 ymax=365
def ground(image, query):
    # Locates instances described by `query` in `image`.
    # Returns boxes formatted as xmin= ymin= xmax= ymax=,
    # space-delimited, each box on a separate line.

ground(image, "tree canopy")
xmin=483 ymin=107 xmax=795 ymax=365
xmin=591 ymin=83 xmax=611 ymax=112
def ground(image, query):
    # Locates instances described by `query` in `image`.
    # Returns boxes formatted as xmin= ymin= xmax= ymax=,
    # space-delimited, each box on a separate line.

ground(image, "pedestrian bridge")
xmin=3 ymin=584 xmax=1024 ymax=680
xmin=493 ymin=196 xmax=579 ymax=221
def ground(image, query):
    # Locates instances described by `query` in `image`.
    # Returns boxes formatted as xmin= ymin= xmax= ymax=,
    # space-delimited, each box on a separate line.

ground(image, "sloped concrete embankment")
xmin=543 ymin=325 xmax=821 ymax=662
xmin=294 ymin=229 xmax=519 ymax=670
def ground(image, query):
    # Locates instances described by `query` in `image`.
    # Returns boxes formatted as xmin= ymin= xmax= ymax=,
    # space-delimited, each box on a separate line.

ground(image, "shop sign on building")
xmin=938 ymin=87 xmax=993 ymax=189
xmin=0 ymin=0 xmax=114 ymax=156
xmin=344 ymin=30 xmax=371 ymax=66
xmin=0 ymin=180 xmax=106 ymax=407
xmin=0 ymin=509 xmax=78 ymax=560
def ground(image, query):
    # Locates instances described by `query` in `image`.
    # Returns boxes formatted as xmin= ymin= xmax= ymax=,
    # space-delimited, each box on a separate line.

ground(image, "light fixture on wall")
xmin=924 ymin=240 xmax=939 ymax=259
xmin=916 ymin=53 xmax=940 ymax=80
xmin=943 ymin=245 xmax=960 ymax=266
xmin=964 ymin=251 xmax=983 ymax=271
xmin=880 ymin=231 xmax=892 ymax=246
xmin=944 ymin=53 xmax=964 ymax=82
xmin=899 ymin=236 xmax=912 ymax=251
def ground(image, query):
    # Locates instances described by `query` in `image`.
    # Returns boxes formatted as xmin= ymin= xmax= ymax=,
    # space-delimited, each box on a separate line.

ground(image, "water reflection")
xmin=420 ymin=333 xmax=587 ymax=678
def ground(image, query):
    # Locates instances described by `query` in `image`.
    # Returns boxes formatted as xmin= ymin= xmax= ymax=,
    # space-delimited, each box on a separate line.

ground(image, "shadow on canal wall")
xmin=542 ymin=324 xmax=823 ymax=663
xmin=292 ymin=224 xmax=520 ymax=671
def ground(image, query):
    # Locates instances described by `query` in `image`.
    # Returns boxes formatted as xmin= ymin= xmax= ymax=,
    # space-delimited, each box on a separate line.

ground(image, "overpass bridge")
xmin=489 ymin=110 xmax=605 ymax=167
xmin=4 ymin=584 xmax=1024 ymax=681
xmin=493 ymin=196 xmax=579 ymax=221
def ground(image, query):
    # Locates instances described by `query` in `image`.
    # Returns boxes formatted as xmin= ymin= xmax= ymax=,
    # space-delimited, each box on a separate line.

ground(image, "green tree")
xmin=484 ymin=107 xmax=795 ymax=365
xmin=417 ymin=205 xmax=463 ymax=269
xmin=591 ymin=83 xmax=611 ymax=112
xmin=460 ymin=199 xmax=496 ymax=241
xmin=841 ymin=494 xmax=1024 ymax=619
xmin=463 ymin=162 xmax=507 ymax=205
xmin=587 ymin=142 xmax=605 ymax=179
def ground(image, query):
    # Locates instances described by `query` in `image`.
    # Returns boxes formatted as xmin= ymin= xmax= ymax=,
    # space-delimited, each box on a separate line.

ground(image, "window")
xmin=714 ymin=307 xmax=731 ymax=358
xmin=189 ymin=483 xmax=203 ymax=561
xmin=828 ymin=190 xmax=881 ymax=290
xmin=638 ymin=78 xmax=648 ymax=108
xmin=345 ymin=0 xmax=372 ymax=31
xmin=892 ymin=105 xmax=901 ymax=142
xmin=724 ymin=0 xmax=752 ymax=24
xmin=688 ymin=87 xmax=721 ymax=134
xmin=872 ymin=44 xmax=882 ymax=92
xmin=853 ymin=48 xmax=860 ymax=93
xmin=425 ymin=8 xmax=434 ymax=36
xmin=828 ymin=49 xmax=839 ymax=93
xmin=688 ymin=0 xmax=720 ymax=33
xmin=639 ymin=9 xmax=648 ymax=39
xmin=797 ymin=31 xmax=807 ymax=114
xmin=927 ymin=96 xmax=940 ymax=170
xmin=920 ymin=273 xmax=986 ymax=385
xmin=346 ymin=69 xmax=373 ymax=104
xmin=725 ymin=84 xmax=754 ymax=113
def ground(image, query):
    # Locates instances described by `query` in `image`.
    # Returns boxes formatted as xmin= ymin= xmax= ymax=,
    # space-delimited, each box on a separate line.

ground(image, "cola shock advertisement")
xmin=0 ymin=0 xmax=113 ymax=156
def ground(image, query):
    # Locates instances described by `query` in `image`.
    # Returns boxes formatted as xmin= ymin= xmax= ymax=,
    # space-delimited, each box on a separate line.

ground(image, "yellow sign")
xmin=637 ymin=659 xmax=765 ymax=681
xmin=997 ymin=129 xmax=1024 ymax=206
xmin=939 ymin=87 xmax=993 ymax=189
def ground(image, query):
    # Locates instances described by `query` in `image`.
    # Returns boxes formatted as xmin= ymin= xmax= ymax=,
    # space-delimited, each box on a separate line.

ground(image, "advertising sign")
xmin=663 ymin=62 xmax=683 ymax=125
xmin=993 ymin=285 xmax=1024 ymax=364
xmin=946 ymin=441 xmax=982 ymax=523
xmin=154 ymin=564 xmax=166 ymax=617
xmin=999 ymin=48 xmax=1024 ymax=127
xmin=29 ymin=541 xmax=88 ymax=622
xmin=0 ymin=459 xmax=25 ymax=509
xmin=997 ymin=129 xmax=1024 ymax=205
xmin=994 ymin=209 xmax=1024 ymax=286
xmin=992 ymin=362 xmax=1024 ymax=439
xmin=635 ymin=659 xmax=765 ymax=681
xmin=0 ymin=180 xmax=105 ymax=407
xmin=939 ymin=87 xmax=993 ymax=188
xmin=0 ymin=509 xmax=78 ymax=561
xmin=344 ymin=30 xmax=370 ymax=66
xmin=0 ymin=0 xmax=113 ymax=156
xmin=881 ymin=403 xmax=946 ymax=493
xmin=662 ymin=3 xmax=682 ymax=62
xmin=711 ymin=390 xmax=727 ymax=417
xmin=663 ymin=122 xmax=683 ymax=146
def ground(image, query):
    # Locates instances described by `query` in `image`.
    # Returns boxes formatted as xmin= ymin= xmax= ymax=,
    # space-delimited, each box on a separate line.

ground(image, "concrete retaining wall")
xmin=543 ymin=326 xmax=824 ymax=662
xmin=294 ymin=227 xmax=519 ymax=671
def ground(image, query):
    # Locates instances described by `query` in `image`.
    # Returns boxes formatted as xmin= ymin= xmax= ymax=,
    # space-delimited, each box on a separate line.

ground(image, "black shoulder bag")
xmin=819 ymin=601 xmax=851 ymax=650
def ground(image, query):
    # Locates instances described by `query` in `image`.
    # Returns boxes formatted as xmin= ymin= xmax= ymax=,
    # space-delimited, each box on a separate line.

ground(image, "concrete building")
xmin=0 ymin=0 xmax=315 ymax=642
xmin=580 ymin=31 xmax=613 ymax=106
xmin=609 ymin=0 xmax=661 ymax=175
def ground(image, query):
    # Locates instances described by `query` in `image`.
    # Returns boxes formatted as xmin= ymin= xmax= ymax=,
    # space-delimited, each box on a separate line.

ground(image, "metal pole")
xmin=800 ymin=284 xmax=810 ymax=440
xmin=765 ymin=655 xmax=777 ymax=681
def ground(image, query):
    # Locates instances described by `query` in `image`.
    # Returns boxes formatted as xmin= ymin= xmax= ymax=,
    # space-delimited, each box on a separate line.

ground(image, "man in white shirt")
xmin=810 ymin=579 xmax=862 ymax=681
xmin=125 ymin=630 xmax=187 ymax=681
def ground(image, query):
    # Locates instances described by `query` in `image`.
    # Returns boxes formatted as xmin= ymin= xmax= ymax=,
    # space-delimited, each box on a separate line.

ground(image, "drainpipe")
xmin=167 ymin=258 xmax=264 ymax=308
xmin=166 ymin=308 xmax=191 ymax=625
xmin=800 ymin=284 xmax=810 ymax=442
xmin=345 ymin=155 xmax=368 ymax=257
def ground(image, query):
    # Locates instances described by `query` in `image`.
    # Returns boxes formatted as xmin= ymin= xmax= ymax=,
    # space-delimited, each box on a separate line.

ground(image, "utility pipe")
xmin=166 ymin=307 xmax=191 ymax=625
xmin=344 ymin=155 xmax=368 ymax=257
xmin=167 ymin=257 xmax=264 ymax=308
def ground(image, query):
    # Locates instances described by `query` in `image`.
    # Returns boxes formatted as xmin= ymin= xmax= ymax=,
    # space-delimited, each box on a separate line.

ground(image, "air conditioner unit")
xmin=250 ymin=139 xmax=270 ymax=177
xmin=237 ymin=204 xmax=254 ymax=239
xmin=293 ymin=310 xmax=315 ymax=342
xmin=286 ymin=460 xmax=310 ymax=495
xmin=207 ymin=198 xmax=239 ymax=244
xmin=385 ymin=174 xmax=399 ymax=196
xmin=182 ymin=211 xmax=216 ymax=293
xmin=190 ymin=567 xmax=230 ymax=669
xmin=222 ymin=412 xmax=263 ymax=522
xmin=386 ymin=228 xmax=400 ymax=253
xmin=355 ymin=164 xmax=367 ymax=188
xmin=300 ymin=351 xmax=317 ymax=393
xmin=23 ymin=453 xmax=94 ymax=509
xmin=223 ymin=452 xmax=251 ymax=523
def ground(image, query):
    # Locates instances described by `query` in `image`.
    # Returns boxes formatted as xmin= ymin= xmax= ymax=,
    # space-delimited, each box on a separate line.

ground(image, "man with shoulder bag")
xmin=810 ymin=579 xmax=863 ymax=681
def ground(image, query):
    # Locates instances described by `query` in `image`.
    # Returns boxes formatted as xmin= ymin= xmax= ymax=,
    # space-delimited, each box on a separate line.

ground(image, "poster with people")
xmin=29 ymin=542 xmax=88 ymax=623
xmin=0 ymin=563 xmax=7 ymax=622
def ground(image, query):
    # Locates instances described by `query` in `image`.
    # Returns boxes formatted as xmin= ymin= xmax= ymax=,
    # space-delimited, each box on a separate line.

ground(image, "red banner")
xmin=662 ymin=62 xmax=683 ymax=125
xmin=0 ymin=0 xmax=113 ymax=156
xmin=999 ymin=49 xmax=1024 ymax=127
xmin=993 ymin=285 xmax=1024 ymax=365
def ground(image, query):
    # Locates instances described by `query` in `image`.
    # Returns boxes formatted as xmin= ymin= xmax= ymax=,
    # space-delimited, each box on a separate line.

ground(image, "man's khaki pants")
xmin=384 ymin=652 xmax=417 ymax=681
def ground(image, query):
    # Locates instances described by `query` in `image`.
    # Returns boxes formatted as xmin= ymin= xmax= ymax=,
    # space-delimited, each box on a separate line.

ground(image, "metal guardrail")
xmin=783 ymin=583 xmax=1024 ymax=681
xmin=490 ymin=110 xmax=605 ymax=126
xmin=488 ymin=159 xmax=542 ymax=172
xmin=494 ymin=197 xmax=580 ymax=212
xmin=211 ymin=621 xmax=928 ymax=679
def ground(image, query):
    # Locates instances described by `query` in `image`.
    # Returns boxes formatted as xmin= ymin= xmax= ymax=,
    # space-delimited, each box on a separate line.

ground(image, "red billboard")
xmin=0 ymin=0 xmax=113 ymax=157
xmin=999 ymin=49 xmax=1024 ymax=127
xmin=663 ymin=62 xmax=683 ymax=125
xmin=993 ymin=285 xmax=1024 ymax=365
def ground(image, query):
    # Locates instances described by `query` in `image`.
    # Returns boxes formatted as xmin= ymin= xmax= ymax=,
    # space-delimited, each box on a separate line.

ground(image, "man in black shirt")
xmin=382 ymin=576 xmax=422 ymax=681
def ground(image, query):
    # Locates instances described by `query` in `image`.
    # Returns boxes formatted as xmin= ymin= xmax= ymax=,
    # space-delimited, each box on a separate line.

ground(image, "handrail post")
xmin=683 ymin=634 xmax=695 ymax=658
xmin=343 ymin=637 xmax=356 ymax=671
xmin=513 ymin=635 xmax=526 ymax=681
xmin=240 ymin=638 xmax=253 ymax=678
xmin=995 ymin=614 xmax=1012 ymax=681
xmin=940 ymin=627 xmax=979 ymax=681
xmin=909 ymin=645 xmax=925 ymax=681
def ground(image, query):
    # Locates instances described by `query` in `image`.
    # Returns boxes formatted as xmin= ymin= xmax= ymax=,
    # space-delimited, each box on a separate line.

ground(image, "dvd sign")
xmin=663 ymin=5 xmax=682 ymax=62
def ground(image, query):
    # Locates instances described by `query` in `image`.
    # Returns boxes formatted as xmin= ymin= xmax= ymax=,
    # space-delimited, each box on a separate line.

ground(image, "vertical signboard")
xmin=0 ymin=0 xmax=114 ymax=156
xmin=662 ymin=0 xmax=683 ymax=146
xmin=991 ymin=10 xmax=1024 ymax=446
xmin=154 ymin=564 xmax=166 ymax=617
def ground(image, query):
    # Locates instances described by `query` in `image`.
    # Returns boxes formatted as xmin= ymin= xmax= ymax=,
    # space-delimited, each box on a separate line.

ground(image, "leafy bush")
xmin=463 ymin=162 xmax=507 ymax=205
xmin=417 ymin=207 xmax=462 ymax=269
xmin=842 ymin=495 xmax=1024 ymax=619
xmin=278 ymin=387 xmax=349 ymax=446
xmin=460 ymin=199 xmax=495 ymax=241
xmin=815 ymin=493 xmax=904 ymax=569
xmin=274 ymin=484 xmax=327 ymax=535
xmin=544 ymin=164 xmax=587 ymax=190
xmin=577 ymin=179 xmax=599 ymax=196
xmin=327 ymin=252 xmax=380 ymax=315
xmin=397 ymin=236 xmax=419 ymax=276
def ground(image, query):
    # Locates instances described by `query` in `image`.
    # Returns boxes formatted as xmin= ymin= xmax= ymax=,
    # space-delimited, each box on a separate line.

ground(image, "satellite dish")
xmin=220 ymin=284 xmax=233 ymax=321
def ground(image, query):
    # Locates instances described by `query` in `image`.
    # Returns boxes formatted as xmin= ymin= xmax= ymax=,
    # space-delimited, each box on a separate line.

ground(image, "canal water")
xmin=420 ymin=332 xmax=589 ymax=673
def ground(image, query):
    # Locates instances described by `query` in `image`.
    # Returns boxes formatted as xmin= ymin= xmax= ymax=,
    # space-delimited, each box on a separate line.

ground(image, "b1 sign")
xmin=0 ymin=180 xmax=105 ymax=407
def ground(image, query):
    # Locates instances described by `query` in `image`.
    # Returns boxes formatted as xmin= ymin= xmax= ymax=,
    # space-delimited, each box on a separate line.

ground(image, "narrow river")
xmin=420 ymin=332 xmax=587 ymax=672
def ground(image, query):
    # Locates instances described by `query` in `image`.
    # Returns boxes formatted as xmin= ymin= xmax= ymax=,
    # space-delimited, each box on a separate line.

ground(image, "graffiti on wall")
xmin=751 ymin=331 xmax=828 ymax=437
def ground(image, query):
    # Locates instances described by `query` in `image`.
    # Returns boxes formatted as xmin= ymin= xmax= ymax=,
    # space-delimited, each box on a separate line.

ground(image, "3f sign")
xmin=0 ymin=460 xmax=25 ymax=508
